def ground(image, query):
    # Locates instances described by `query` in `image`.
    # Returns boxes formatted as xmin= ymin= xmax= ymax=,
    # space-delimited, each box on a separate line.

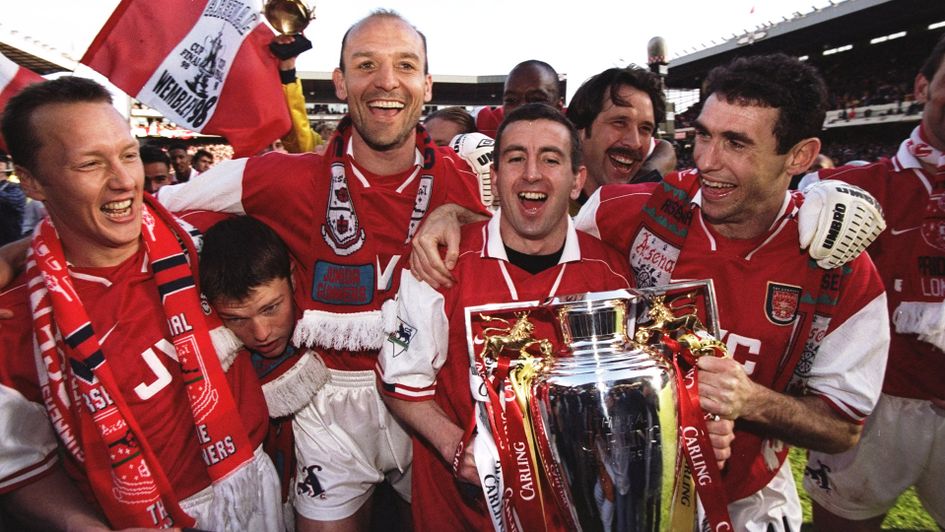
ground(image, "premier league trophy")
xmin=464 ymin=282 xmax=731 ymax=532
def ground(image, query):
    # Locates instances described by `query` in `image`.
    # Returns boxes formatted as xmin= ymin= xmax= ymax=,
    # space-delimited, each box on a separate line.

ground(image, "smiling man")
xmin=574 ymin=54 xmax=890 ymax=531
xmin=157 ymin=10 xmax=487 ymax=531
xmin=567 ymin=67 xmax=678 ymax=200
xmin=0 ymin=76 xmax=280 ymax=530
xmin=377 ymin=103 xmax=640 ymax=531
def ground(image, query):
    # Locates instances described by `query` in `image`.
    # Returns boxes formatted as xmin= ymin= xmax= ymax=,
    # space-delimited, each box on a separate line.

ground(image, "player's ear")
xmin=913 ymin=71 xmax=929 ymax=104
xmin=333 ymin=68 xmax=348 ymax=101
xmin=784 ymin=138 xmax=821 ymax=177
xmin=17 ymin=165 xmax=46 ymax=201
xmin=571 ymin=166 xmax=587 ymax=201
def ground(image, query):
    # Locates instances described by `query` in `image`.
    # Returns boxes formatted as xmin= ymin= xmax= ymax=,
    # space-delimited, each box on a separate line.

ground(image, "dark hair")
xmin=566 ymin=66 xmax=666 ymax=133
xmin=506 ymin=60 xmax=561 ymax=103
xmin=920 ymin=33 xmax=945 ymax=83
xmin=199 ymin=216 xmax=292 ymax=303
xmin=167 ymin=142 xmax=188 ymax=154
xmin=139 ymin=144 xmax=170 ymax=166
xmin=192 ymin=148 xmax=213 ymax=162
xmin=494 ymin=103 xmax=582 ymax=173
xmin=1 ymin=76 xmax=112 ymax=172
xmin=424 ymin=106 xmax=476 ymax=134
xmin=339 ymin=9 xmax=429 ymax=74
xmin=702 ymin=53 xmax=827 ymax=154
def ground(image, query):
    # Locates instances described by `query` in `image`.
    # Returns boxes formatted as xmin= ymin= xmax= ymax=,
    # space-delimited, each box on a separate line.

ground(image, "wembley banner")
xmin=82 ymin=0 xmax=291 ymax=156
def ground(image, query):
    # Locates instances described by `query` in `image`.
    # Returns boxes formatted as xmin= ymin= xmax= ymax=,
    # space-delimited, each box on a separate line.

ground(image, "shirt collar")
xmin=346 ymin=136 xmax=424 ymax=167
xmin=690 ymin=186 xmax=797 ymax=232
xmin=483 ymin=208 xmax=582 ymax=263
xmin=894 ymin=136 xmax=923 ymax=170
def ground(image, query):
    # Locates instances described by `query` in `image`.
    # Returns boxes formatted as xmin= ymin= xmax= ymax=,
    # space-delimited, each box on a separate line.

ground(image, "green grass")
xmin=788 ymin=447 xmax=939 ymax=531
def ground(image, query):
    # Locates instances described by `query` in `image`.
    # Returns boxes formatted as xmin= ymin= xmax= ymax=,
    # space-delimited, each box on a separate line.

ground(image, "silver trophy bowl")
xmin=532 ymin=290 xmax=681 ymax=531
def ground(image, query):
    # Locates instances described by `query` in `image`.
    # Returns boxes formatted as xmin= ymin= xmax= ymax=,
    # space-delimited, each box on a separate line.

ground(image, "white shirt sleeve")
xmin=807 ymin=293 xmax=890 ymax=422
xmin=376 ymin=270 xmax=450 ymax=401
xmin=156 ymin=158 xmax=249 ymax=214
xmin=0 ymin=384 xmax=58 ymax=492
xmin=572 ymin=188 xmax=604 ymax=239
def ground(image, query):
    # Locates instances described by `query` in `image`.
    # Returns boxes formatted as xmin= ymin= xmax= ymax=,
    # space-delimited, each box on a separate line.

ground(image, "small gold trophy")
xmin=264 ymin=0 xmax=315 ymax=35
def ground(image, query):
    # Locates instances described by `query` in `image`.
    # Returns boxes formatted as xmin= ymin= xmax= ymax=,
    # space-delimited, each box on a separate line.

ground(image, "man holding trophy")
xmin=574 ymin=54 xmax=890 ymax=531
xmin=377 ymin=103 xmax=736 ymax=531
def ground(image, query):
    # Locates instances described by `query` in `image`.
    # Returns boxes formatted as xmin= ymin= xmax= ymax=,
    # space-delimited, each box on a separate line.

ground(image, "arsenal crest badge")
xmin=765 ymin=282 xmax=801 ymax=325
xmin=321 ymin=162 xmax=366 ymax=256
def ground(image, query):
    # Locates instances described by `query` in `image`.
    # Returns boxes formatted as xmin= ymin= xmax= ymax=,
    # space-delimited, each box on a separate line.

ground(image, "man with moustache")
xmin=158 ymin=10 xmax=487 ymax=531
xmin=567 ymin=66 xmax=677 ymax=201
xmin=0 ymin=76 xmax=280 ymax=530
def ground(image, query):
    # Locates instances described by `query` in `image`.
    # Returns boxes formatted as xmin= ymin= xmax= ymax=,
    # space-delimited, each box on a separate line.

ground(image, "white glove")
xmin=450 ymin=132 xmax=496 ymax=208
xmin=798 ymin=179 xmax=886 ymax=269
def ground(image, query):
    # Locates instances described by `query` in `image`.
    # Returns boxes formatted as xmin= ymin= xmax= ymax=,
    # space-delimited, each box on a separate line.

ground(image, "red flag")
xmin=81 ymin=0 xmax=291 ymax=157
xmin=0 ymin=53 xmax=45 ymax=152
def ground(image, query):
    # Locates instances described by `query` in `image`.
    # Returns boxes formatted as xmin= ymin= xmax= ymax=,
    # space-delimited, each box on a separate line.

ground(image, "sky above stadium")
xmin=5 ymin=0 xmax=833 ymax=101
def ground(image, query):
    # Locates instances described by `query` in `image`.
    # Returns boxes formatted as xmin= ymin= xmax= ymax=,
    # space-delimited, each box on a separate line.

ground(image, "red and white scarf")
xmin=892 ymin=125 xmax=945 ymax=350
xmin=905 ymin=123 xmax=945 ymax=175
xmin=26 ymin=197 xmax=254 ymax=529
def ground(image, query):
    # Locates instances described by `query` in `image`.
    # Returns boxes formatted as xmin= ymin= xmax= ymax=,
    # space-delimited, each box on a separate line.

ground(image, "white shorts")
xmin=804 ymin=393 xmax=945 ymax=526
xmin=181 ymin=446 xmax=283 ymax=531
xmin=699 ymin=456 xmax=802 ymax=532
xmin=292 ymin=368 xmax=412 ymax=521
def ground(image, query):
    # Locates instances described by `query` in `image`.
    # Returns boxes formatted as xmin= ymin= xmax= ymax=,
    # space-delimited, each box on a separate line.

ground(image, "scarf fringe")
xmin=381 ymin=298 xmax=398 ymax=334
xmin=206 ymin=452 xmax=262 ymax=531
xmin=262 ymin=351 xmax=330 ymax=417
xmin=210 ymin=327 xmax=243 ymax=371
xmin=292 ymin=299 xmax=399 ymax=351
xmin=893 ymin=301 xmax=945 ymax=352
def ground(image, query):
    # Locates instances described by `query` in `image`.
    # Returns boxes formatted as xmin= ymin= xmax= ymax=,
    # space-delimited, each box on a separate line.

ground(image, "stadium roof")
xmin=666 ymin=0 xmax=945 ymax=88
xmin=0 ymin=42 xmax=70 ymax=75
xmin=0 ymin=22 xmax=77 ymax=75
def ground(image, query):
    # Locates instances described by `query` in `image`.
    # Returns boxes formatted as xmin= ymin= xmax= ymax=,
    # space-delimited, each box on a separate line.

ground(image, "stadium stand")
xmin=666 ymin=0 xmax=945 ymax=168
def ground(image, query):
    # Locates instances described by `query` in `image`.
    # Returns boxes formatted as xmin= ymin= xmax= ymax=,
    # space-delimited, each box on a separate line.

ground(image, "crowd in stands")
xmin=812 ymin=30 xmax=939 ymax=111
xmin=820 ymin=140 xmax=902 ymax=165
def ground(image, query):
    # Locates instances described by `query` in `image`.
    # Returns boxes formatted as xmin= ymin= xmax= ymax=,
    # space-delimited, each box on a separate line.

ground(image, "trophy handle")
xmin=633 ymin=279 xmax=721 ymax=338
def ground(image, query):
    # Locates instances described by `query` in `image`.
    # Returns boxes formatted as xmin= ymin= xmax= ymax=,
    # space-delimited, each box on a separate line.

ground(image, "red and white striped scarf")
xmin=905 ymin=124 xmax=945 ymax=174
xmin=26 ymin=196 xmax=253 ymax=529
